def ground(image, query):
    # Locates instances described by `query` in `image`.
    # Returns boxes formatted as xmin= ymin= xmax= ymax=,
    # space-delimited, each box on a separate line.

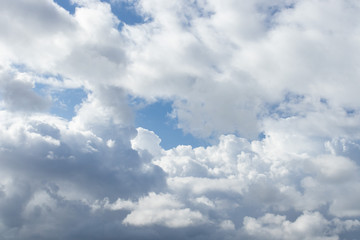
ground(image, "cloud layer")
xmin=1 ymin=0 xmax=360 ymax=239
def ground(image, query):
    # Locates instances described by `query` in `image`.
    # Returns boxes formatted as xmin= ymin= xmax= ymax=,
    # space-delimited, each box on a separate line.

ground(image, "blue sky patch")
xmin=35 ymin=83 xmax=87 ymax=120
xmin=102 ymin=0 xmax=146 ymax=26
xmin=53 ymin=0 xmax=77 ymax=14
xmin=50 ymin=88 xmax=87 ymax=120
xmin=135 ymin=100 xmax=208 ymax=149
xmin=54 ymin=0 xmax=146 ymax=27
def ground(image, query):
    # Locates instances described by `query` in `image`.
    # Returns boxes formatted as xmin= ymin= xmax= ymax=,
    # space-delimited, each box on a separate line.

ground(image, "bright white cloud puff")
xmin=1 ymin=0 xmax=360 ymax=239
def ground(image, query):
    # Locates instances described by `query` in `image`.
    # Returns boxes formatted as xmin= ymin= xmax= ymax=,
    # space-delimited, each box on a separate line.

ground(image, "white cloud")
xmin=117 ymin=0 xmax=360 ymax=139
xmin=243 ymin=211 xmax=339 ymax=240
xmin=1 ymin=0 xmax=360 ymax=239
xmin=149 ymin=129 xmax=360 ymax=237
xmin=123 ymin=192 xmax=207 ymax=228
xmin=131 ymin=127 xmax=163 ymax=157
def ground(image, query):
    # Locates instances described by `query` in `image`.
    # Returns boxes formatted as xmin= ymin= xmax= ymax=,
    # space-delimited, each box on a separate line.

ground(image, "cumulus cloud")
xmin=0 ymin=68 xmax=50 ymax=112
xmin=1 ymin=0 xmax=360 ymax=239
xmin=128 ymin=130 xmax=360 ymax=238
xmin=0 ymin=110 xmax=167 ymax=239
xmin=119 ymin=0 xmax=360 ymax=138
xmin=122 ymin=192 xmax=207 ymax=228
xmin=131 ymin=127 xmax=163 ymax=157
xmin=243 ymin=211 xmax=342 ymax=240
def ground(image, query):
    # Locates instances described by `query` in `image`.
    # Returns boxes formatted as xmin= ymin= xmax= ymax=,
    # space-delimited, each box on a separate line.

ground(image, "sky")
xmin=1 ymin=0 xmax=360 ymax=239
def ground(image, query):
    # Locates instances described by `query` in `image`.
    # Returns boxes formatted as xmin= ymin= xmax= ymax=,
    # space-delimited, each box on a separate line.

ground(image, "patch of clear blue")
xmin=135 ymin=100 xmax=208 ymax=150
xmin=263 ymin=92 xmax=306 ymax=119
xmin=257 ymin=132 xmax=266 ymax=141
xmin=101 ymin=0 xmax=146 ymax=27
xmin=35 ymin=83 xmax=87 ymax=120
xmin=51 ymin=88 xmax=87 ymax=120
xmin=53 ymin=0 xmax=76 ymax=14
xmin=54 ymin=0 xmax=147 ymax=28
xmin=11 ymin=63 xmax=28 ymax=72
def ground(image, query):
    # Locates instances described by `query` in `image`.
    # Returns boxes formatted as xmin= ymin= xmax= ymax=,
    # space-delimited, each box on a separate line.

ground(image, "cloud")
xmin=125 ymin=129 xmax=360 ymax=238
xmin=242 ymin=211 xmax=346 ymax=240
xmin=131 ymin=127 xmax=163 ymax=157
xmin=243 ymin=211 xmax=360 ymax=240
xmin=0 ymin=108 xmax=167 ymax=239
xmin=122 ymin=192 xmax=207 ymax=228
xmin=1 ymin=0 xmax=360 ymax=239
xmin=0 ymin=68 xmax=50 ymax=112
xmin=118 ymin=0 xmax=360 ymax=138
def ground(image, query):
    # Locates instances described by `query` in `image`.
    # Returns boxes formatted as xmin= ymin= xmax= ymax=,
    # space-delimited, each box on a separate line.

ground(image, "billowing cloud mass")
xmin=1 ymin=0 xmax=360 ymax=239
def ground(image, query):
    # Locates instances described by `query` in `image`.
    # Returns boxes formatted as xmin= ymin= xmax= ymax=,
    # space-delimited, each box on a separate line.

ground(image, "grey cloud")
xmin=0 ymin=71 xmax=50 ymax=112
xmin=1 ymin=0 xmax=360 ymax=239
xmin=0 ymin=0 xmax=74 ymax=34
xmin=1 ymin=118 xmax=166 ymax=199
xmin=0 ymin=112 xmax=167 ymax=239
